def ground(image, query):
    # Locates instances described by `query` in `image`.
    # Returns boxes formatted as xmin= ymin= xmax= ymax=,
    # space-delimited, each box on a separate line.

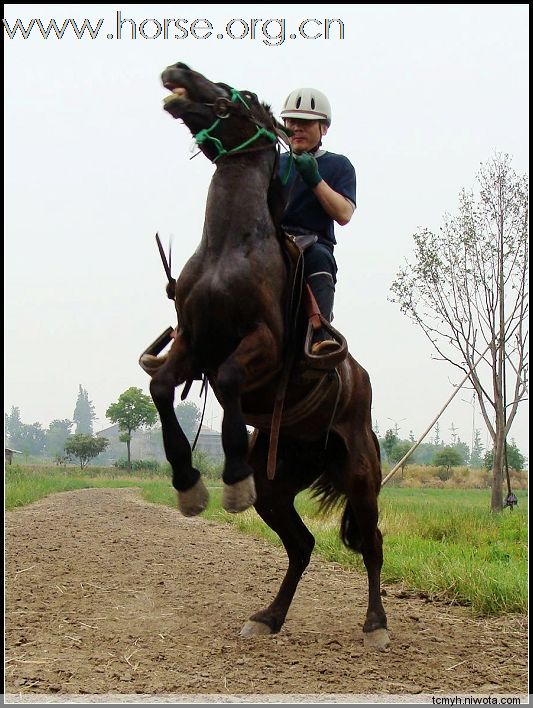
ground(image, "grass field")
xmin=5 ymin=464 xmax=527 ymax=616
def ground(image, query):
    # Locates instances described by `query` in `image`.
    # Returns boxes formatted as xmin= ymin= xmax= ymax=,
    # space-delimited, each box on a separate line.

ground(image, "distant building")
xmin=95 ymin=423 xmax=223 ymax=464
xmin=5 ymin=447 xmax=23 ymax=465
xmin=193 ymin=426 xmax=225 ymax=461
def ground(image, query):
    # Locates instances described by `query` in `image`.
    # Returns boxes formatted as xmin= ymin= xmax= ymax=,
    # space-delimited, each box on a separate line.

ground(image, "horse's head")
xmin=161 ymin=62 xmax=282 ymax=163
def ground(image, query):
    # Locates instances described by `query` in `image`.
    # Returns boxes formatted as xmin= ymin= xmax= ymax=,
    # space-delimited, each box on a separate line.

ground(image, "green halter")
xmin=193 ymin=88 xmax=278 ymax=162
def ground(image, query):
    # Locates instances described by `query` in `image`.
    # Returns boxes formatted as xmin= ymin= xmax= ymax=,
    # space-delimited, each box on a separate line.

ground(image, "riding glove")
xmin=293 ymin=152 xmax=322 ymax=188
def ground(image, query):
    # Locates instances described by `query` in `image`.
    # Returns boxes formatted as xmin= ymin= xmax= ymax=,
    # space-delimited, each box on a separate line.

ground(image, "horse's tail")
xmin=310 ymin=476 xmax=362 ymax=554
xmin=340 ymin=501 xmax=362 ymax=553
xmin=372 ymin=430 xmax=382 ymax=463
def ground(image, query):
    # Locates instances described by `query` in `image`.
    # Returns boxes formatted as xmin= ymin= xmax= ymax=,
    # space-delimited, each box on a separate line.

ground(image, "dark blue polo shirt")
xmin=279 ymin=151 xmax=356 ymax=247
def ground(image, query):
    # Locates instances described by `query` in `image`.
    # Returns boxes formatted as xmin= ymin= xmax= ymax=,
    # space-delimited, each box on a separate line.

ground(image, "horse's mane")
xmin=249 ymin=101 xmax=288 ymax=231
xmin=258 ymin=101 xmax=276 ymax=128
xmin=216 ymin=82 xmax=277 ymax=129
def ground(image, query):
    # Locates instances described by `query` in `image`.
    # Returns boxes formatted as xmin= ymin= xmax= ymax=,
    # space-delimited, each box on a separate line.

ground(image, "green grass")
xmin=5 ymin=465 xmax=527 ymax=616
xmin=378 ymin=488 xmax=527 ymax=614
xmin=201 ymin=487 xmax=528 ymax=616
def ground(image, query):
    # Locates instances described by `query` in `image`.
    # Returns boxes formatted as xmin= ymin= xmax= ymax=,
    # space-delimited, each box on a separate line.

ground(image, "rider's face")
xmin=284 ymin=118 xmax=327 ymax=154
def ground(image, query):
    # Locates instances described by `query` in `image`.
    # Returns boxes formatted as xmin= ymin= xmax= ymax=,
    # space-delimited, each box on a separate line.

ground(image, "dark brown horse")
xmin=140 ymin=62 xmax=389 ymax=650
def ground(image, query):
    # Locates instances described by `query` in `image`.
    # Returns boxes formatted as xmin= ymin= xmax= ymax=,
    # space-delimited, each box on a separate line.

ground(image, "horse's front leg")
xmin=217 ymin=323 xmax=280 ymax=513
xmin=148 ymin=333 xmax=208 ymax=516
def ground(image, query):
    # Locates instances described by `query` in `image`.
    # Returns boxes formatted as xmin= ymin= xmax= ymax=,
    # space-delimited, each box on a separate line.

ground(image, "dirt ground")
xmin=5 ymin=487 xmax=528 ymax=701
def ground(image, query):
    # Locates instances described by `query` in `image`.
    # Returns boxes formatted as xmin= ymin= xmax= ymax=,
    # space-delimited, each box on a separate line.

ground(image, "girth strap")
xmin=244 ymin=372 xmax=336 ymax=430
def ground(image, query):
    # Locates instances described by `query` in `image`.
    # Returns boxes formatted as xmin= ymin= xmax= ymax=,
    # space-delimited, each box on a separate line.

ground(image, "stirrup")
xmin=311 ymin=339 xmax=340 ymax=355
xmin=138 ymin=326 xmax=174 ymax=374
xmin=304 ymin=318 xmax=347 ymax=370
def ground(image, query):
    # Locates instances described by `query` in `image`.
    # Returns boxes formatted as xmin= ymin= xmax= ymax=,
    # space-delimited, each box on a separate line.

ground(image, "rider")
xmin=279 ymin=88 xmax=356 ymax=354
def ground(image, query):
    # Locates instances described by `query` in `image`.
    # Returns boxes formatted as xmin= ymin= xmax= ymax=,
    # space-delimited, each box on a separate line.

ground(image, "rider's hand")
xmin=293 ymin=152 xmax=322 ymax=188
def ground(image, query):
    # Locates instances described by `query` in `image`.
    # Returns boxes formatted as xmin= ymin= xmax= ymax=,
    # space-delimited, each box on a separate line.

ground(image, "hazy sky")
xmin=4 ymin=4 xmax=529 ymax=460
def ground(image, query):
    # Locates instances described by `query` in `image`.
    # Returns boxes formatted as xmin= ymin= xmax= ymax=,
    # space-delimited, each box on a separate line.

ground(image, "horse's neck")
xmin=203 ymin=153 xmax=278 ymax=250
xmin=212 ymin=151 xmax=275 ymax=200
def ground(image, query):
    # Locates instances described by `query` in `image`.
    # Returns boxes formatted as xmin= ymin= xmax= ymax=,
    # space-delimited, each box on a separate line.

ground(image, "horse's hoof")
xmin=240 ymin=620 xmax=273 ymax=637
xmin=223 ymin=476 xmax=256 ymax=513
xmin=177 ymin=478 xmax=209 ymax=517
xmin=363 ymin=628 xmax=390 ymax=652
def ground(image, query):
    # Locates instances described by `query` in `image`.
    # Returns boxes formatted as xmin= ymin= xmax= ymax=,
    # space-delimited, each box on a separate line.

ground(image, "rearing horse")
xmin=141 ymin=62 xmax=389 ymax=650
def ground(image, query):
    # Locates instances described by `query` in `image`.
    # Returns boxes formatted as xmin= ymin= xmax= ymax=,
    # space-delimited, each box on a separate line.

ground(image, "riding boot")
xmin=307 ymin=272 xmax=335 ymax=322
xmin=306 ymin=272 xmax=339 ymax=354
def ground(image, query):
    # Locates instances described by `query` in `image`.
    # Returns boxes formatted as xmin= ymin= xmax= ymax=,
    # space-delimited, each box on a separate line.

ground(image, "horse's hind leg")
xmin=343 ymin=443 xmax=390 ymax=650
xmin=241 ymin=435 xmax=315 ymax=636
xmin=216 ymin=323 xmax=280 ymax=513
xmin=149 ymin=334 xmax=208 ymax=516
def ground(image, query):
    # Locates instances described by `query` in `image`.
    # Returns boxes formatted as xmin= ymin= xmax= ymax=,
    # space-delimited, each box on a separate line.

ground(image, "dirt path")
xmin=5 ymin=488 xmax=528 ymax=700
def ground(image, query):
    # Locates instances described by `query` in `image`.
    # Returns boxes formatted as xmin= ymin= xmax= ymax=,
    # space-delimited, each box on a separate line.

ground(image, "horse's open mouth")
xmin=163 ymin=86 xmax=189 ymax=107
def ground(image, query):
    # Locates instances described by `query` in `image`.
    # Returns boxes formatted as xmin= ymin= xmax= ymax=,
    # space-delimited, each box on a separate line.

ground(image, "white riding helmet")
xmin=280 ymin=88 xmax=332 ymax=126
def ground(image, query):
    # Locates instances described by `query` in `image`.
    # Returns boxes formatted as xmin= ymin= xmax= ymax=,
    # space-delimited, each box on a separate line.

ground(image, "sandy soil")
xmin=5 ymin=487 xmax=528 ymax=700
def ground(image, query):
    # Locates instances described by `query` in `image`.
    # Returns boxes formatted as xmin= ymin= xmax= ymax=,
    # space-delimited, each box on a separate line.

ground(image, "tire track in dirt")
xmin=5 ymin=488 xmax=528 ymax=698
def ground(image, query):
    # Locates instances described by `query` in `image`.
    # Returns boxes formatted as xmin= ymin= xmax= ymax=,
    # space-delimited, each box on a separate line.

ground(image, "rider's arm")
xmin=293 ymin=151 xmax=356 ymax=226
xmin=312 ymin=181 xmax=355 ymax=226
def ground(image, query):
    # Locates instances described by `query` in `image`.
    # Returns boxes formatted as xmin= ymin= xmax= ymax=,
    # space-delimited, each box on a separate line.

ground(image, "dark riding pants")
xmin=304 ymin=242 xmax=337 ymax=322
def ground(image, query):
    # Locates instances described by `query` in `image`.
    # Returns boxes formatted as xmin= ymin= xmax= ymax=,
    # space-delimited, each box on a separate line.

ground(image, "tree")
xmin=64 ymin=433 xmax=109 ymax=469
xmin=73 ymin=385 xmax=96 ymax=434
xmin=382 ymin=429 xmax=399 ymax=463
xmin=484 ymin=439 xmax=526 ymax=473
xmin=449 ymin=423 xmax=458 ymax=446
xmin=175 ymin=401 xmax=201 ymax=440
xmin=5 ymin=407 xmax=46 ymax=456
xmin=16 ymin=423 xmax=47 ymax=456
xmin=5 ymin=406 xmax=23 ymax=445
xmin=45 ymin=419 xmax=73 ymax=458
xmin=411 ymin=442 xmax=438 ymax=465
xmin=389 ymin=440 xmax=413 ymax=476
xmin=391 ymin=155 xmax=528 ymax=511
xmin=470 ymin=429 xmax=485 ymax=468
xmin=451 ymin=439 xmax=470 ymax=466
xmin=106 ymin=387 xmax=158 ymax=468
xmin=433 ymin=447 xmax=463 ymax=478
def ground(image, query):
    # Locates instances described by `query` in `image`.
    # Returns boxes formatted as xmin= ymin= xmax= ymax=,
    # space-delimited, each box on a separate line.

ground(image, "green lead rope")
xmin=280 ymin=150 xmax=294 ymax=185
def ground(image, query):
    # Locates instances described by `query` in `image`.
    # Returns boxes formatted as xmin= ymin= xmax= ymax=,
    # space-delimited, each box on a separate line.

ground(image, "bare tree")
xmin=390 ymin=154 xmax=528 ymax=511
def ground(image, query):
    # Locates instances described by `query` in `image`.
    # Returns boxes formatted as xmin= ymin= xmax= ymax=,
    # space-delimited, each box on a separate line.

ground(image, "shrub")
xmin=113 ymin=459 xmax=161 ymax=472
xmin=436 ymin=466 xmax=453 ymax=482
xmin=159 ymin=451 xmax=223 ymax=481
